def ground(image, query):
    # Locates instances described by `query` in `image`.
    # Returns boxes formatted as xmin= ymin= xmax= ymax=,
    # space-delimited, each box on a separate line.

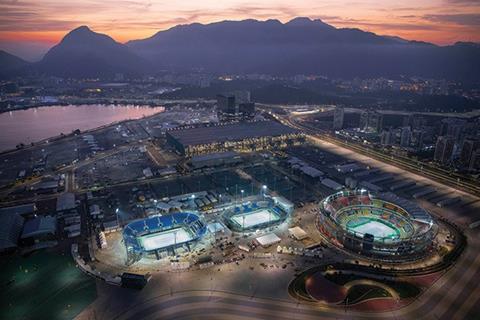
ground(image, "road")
xmin=77 ymin=228 xmax=480 ymax=320
xmin=269 ymin=111 xmax=480 ymax=197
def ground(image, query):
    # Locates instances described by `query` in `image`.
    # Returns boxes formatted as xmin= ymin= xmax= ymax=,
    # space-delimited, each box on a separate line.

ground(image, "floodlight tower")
xmin=269 ymin=206 xmax=271 ymax=225
xmin=235 ymin=184 xmax=238 ymax=205
xmin=243 ymin=215 xmax=246 ymax=236
xmin=190 ymin=194 xmax=196 ymax=210
xmin=174 ymin=230 xmax=177 ymax=251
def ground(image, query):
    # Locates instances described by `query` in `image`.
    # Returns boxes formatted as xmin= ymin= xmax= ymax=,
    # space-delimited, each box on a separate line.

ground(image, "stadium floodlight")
xmin=243 ymin=215 xmax=246 ymax=234
xmin=261 ymin=185 xmax=268 ymax=199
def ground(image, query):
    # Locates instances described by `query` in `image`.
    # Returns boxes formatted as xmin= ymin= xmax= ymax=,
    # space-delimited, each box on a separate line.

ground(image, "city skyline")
xmin=1 ymin=0 xmax=480 ymax=61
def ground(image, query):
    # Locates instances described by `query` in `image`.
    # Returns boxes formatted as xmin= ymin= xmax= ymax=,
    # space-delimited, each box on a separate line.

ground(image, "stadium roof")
xmin=167 ymin=121 xmax=299 ymax=147
xmin=381 ymin=192 xmax=433 ymax=224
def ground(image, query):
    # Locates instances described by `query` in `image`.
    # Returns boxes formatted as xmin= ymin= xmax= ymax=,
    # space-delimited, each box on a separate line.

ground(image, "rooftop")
xmin=56 ymin=193 xmax=76 ymax=211
xmin=256 ymin=232 xmax=281 ymax=247
xmin=0 ymin=213 xmax=24 ymax=251
xmin=0 ymin=203 xmax=35 ymax=216
xmin=21 ymin=216 xmax=56 ymax=239
xmin=191 ymin=151 xmax=239 ymax=163
xmin=167 ymin=121 xmax=299 ymax=146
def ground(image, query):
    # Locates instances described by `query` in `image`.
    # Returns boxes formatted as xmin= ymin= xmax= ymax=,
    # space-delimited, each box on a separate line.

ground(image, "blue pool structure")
xmin=223 ymin=196 xmax=293 ymax=232
xmin=123 ymin=212 xmax=207 ymax=263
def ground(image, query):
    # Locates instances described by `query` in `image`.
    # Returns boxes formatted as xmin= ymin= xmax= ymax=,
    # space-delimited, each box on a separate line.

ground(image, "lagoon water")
xmin=0 ymin=104 xmax=164 ymax=152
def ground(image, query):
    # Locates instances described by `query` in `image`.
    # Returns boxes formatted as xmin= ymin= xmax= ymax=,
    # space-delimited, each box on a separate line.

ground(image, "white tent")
xmin=256 ymin=233 xmax=281 ymax=247
xmin=288 ymin=226 xmax=308 ymax=240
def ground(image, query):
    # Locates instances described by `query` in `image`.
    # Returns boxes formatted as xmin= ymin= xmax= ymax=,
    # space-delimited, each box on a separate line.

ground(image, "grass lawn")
xmin=345 ymin=285 xmax=391 ymax=304
xmin=0 ymin=250 xmax=96 ymax=320
xmin=325 ymin=271 xmax=420 ymax=299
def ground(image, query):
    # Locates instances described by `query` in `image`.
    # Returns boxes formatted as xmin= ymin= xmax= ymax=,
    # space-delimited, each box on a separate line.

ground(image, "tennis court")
xmin=231 ymin=209 xmax=280 ymax=228
xmin=139 ymin=227 xmax=192 ymax=251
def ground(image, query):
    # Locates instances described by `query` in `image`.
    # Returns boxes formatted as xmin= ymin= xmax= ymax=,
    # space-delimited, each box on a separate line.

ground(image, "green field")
xmin=0 ymin=250 xmax=96 ymax=320
xmin=345 ymin=285 xmax=391 ymax=304
xmin=325 ymin=272 xmax=421 ymax=299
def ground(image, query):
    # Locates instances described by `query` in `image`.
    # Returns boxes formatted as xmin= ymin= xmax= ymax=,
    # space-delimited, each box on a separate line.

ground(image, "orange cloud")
xmin=0 ymin=0 xmax=479 ymax=52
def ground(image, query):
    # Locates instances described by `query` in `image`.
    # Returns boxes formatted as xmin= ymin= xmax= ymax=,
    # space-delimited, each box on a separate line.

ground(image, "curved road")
xmin=77 ymin=229 xmax=479 ymax=320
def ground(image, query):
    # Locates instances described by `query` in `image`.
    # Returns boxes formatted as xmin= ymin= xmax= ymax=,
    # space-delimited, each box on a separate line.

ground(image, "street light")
xmin=243 ymin=215 xmax=246 ymax=236
xmin=174 ymin=230 xmax=177 ymax=251
xmin=190 ymin=194 xmax=196 ymax=209
xmin=241 ymin=189 xmax=244 ymax=203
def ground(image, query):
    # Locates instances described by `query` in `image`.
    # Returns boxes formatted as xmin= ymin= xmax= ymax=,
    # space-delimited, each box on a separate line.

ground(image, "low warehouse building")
xmin=166 ymin=120 xmax=304 ymax=156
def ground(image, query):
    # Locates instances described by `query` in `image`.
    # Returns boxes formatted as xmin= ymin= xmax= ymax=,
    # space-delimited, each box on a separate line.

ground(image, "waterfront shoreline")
xmin=0 ymin=104 xmax=165 ymax=155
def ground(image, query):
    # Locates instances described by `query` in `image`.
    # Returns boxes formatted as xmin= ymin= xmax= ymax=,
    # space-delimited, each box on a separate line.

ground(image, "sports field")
xmin=231 ymin=209 xmax=280 ymax=228
xmin=347 ymin=218 xmax=399 ymax=239
xmin=0 ymin=250 xmax=96 ymax=320
xmin=139 ymin=227 xmax=192 ymax=251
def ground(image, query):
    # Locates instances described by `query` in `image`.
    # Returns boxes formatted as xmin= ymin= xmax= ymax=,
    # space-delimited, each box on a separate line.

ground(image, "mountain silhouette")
xmin=2 ymin=18 xmax=479 ymax=80
xmin=0 ymin=50 xmax=29 ymax=78
xmin=36 ymin=26 xmax=147 ymax=77
xmin=127 ymin=18 xmax=479 ymax=81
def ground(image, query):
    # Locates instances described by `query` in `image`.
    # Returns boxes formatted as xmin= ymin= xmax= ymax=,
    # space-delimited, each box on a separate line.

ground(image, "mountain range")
xmin=1 ymin=18 xmax=479 ymax=81
xmin=0 ymin=50 xmax=29 ymax=78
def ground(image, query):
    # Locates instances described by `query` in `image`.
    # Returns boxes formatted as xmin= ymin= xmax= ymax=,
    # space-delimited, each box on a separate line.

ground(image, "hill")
xmin=0 ymin=50 xmax=29 ymax=78
xmin=128 ymin=18 xmax=480 ymax=81
xmin=36 ymin=26 xmax=147 ymax=78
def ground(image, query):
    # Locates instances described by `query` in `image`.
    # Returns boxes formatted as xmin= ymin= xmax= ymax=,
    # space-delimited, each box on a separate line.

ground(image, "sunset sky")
xmin=1 ymin=0 xmax=479 ymax=61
